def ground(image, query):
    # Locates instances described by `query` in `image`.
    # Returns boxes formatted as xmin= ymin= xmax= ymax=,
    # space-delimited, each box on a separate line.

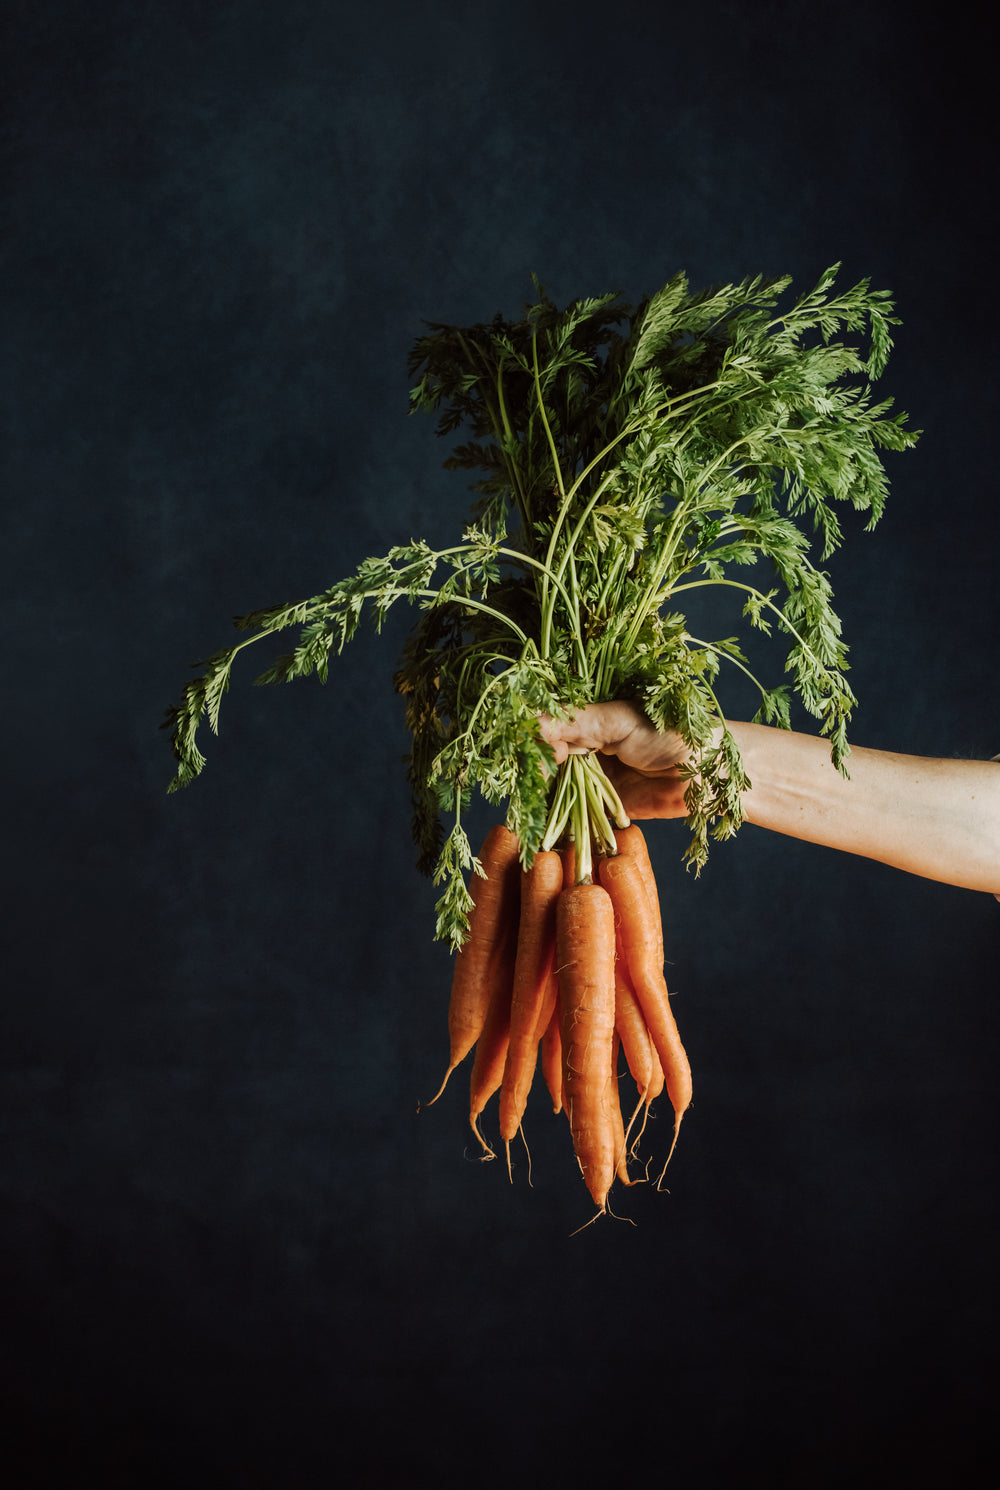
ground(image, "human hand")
xmin=539 ymin=701 xmax=701 ymax=819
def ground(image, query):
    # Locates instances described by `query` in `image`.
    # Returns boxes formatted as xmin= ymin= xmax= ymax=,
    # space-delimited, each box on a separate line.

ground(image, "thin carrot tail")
xmin=418 ymin=1062 xmax=457 ymax=1111
xmin=501 ymin=1126 xmax=533 ymax=1186
xmin=613 ymin=1135 xmax=635 ymax=1188
xmin=622 ymin=1087 xmax=652 ymax=1162
xmin=569 ymin=1204 xmax=607 ymax=1237
xmin=655 ymin=1109 xmax=686 ymax=1191
xmin=519 ymin=1123 xmax=533 ymax=1189
xmin=470 ymin=1110 xmax=497 ymax=1161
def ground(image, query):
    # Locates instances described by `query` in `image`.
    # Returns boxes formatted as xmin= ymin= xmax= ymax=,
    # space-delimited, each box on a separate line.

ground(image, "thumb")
xmin=538 ymin=713 xmax=569 ymax=764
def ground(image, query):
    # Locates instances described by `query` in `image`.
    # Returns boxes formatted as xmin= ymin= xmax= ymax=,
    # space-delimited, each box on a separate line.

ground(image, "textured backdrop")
xmin=4 ymin=2 xmax=998 ymax=1485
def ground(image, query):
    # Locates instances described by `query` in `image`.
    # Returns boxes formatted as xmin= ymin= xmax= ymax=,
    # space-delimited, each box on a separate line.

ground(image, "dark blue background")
xmin=4 ymin=2 xmax=998 ymax=1485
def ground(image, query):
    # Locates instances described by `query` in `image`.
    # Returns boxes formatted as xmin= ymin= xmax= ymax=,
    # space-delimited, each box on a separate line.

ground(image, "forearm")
xmin=729 ymin=722 xmax=1000 ymax=893
xmin=551 ymin=704 xmax=1000 ymax=893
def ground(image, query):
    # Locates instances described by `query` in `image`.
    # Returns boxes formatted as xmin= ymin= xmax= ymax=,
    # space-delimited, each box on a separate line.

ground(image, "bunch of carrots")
xmin=428 ymin=808 xmax=692 ymax=1218
xmin=165 ymin=270 xmax=915 ymax=1220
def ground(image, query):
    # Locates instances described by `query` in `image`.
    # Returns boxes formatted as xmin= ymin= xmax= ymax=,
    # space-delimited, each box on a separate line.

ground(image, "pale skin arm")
xmin=540 ymin=702 xmax=1000 ymax=895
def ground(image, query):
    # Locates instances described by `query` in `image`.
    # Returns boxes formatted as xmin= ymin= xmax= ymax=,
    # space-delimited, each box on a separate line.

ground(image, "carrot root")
xmin=470 ymin=1111 xmax=497 ymax=1161
xmin=418 ymin=1063 xmax=457 ymax=1111
xmin=429 ymin=820 xmax=690 ymax=1215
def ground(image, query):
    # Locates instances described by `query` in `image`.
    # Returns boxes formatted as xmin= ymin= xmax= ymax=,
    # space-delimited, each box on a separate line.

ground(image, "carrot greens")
xmin=165 ymin=264 xmax=917 ymax=951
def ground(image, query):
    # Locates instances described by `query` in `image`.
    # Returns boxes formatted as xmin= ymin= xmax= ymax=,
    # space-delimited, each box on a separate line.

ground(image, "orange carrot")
xmin=613 ymin=955 xmax=656 ymax=1103
xmin=426 ymin=824 xmax=520 ymax=1104
xmin=598 ymin=851 xmax=692 ymax=1165
xmin=611 ymin=829 xmax=668 ymax=1142
xmin=469 ymin=926 xmax=517 ymax=1156
xmin=540 ymin=992 xmax=563 ymax=1114
xmin=609 ymin=1032 xmax=632 ymax=1188
xmin=499 ymin=849 xmax=563 ymax=1143
xmin=614 ymin=958 xmax=664 ymax=1159
xmin=557 ymin=881 xmax=617 ymax=1212
xmin=535 ymin=968 xmax=559 ymax=1063
xmin=612 ymin=825 xmax=664 ymax=963
xmin=646 ymin=1040 xmax=665 ymax=1109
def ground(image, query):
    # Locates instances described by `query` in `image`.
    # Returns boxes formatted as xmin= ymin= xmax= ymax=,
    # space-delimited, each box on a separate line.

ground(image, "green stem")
xmin=683 ymin=633 xmax=773 ymax=701
xmin=433 ymin=659 xmax=521 ymax=773
xmin=535 ymin=383 xmax=728 ymax=662
xmin=570 ymin=756 xmax=593 ymax=883
xmin=667 ymin=577 xmax=828 ymax=671
xmin=549 ymin=753 xmax=628 ymax=883
xmin=450 ymin=648 xmax=514 ymax=745
xmin=410 ymin=588 xmax=530 ymax=643
xmin=494 ymin=360 xmax=531 ymax=530
xmin=565 ymin=378 xmax=730 ymax=496
xmin=541 ymin=758 xmax=575 ymax=851
xmin=615 ymin=499 xmax=694 ymax=657
xmin=539 ymin=469 xmax=621 ymax=665
xmin=590 ymin=550 xmax=632 ymax=697
xmin=532 ymin=329 xmax=567 ymax=503
xmin=493 ymin=547 xmax=587 ymax=676
xmin=589 ymin=752 xmax=630 ymax=828
xmin=582 ymin=760 xmax=618 ymax=856
xmin=530 ymin=329 xmax=573 ymax=662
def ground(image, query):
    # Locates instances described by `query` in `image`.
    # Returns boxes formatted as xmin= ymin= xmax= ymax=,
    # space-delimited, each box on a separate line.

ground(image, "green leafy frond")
xmin=166 ymin=263 xmax=917 ymax=932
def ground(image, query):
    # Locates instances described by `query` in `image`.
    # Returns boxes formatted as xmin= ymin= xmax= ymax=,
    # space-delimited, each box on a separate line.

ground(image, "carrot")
xmin=469 ymin=926 xmax=517 ymax=1156
xmin=612 ymin=953 xmax=663 ymax=1156
xmin=610 ymin=824 xmax=668 ymax=1118
xmin=539 ymin=992 xmax=563 ymax=1114
xmin=646 ymin=1040 xmax=665 ymax=1110
xmin=597 ymin=850 xmax=692 ymax=1166
xmin=612 ymin=825 xmax=664 ymax=963
xmin=499 ymin=849 xmax=563 ymax=1143
xmin=557 ymin=881 xmax=617 ymax=1212
xmin=613 ymin=955 xmax=656 ymax=1104
xmin=535 ymin=969 xmax=559 ymax=1064
xmin=424 ymin=824 xmax=520 ymax=1104
xmin=609 ymin=1032 xmax=632 ymax=1188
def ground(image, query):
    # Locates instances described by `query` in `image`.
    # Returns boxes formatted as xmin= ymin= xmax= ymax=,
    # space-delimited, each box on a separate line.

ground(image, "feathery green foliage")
xmin=164 ymin=265 xmax=918 ymax=946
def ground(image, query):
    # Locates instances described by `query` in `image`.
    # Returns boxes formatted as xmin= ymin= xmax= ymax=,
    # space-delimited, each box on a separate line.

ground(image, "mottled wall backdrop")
xmin=4 ymin=2 xmax=997 ymax=1486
